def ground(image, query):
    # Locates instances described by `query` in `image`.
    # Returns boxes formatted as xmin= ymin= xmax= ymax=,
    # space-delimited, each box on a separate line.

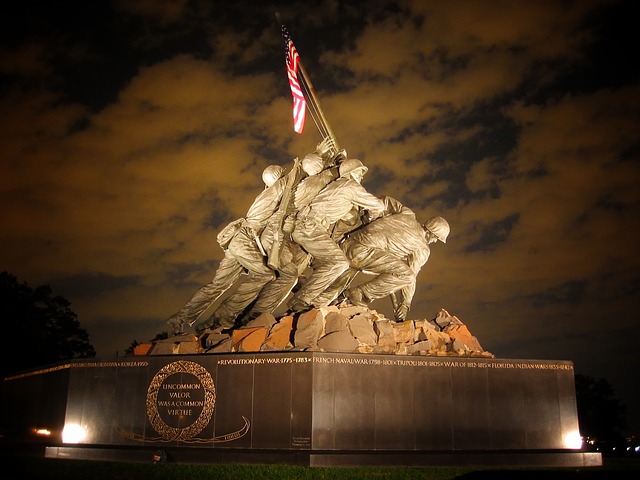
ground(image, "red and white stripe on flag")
xmin=282 ymin=25 xmax=306 ymax=134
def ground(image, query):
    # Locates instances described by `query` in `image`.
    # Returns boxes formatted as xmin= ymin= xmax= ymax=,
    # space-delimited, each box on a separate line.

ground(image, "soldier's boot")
xmin=344 ymin=287 xmax=367 ymax=307
xmin=288 ymin=297 xmax=312 ymax=313
xmin=195 ymin=312 xmax=235 ymax=336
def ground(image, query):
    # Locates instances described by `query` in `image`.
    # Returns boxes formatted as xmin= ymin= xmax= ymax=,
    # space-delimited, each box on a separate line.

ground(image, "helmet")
xmin=262 ymin=165 xmax=284 ymax=187
xmin=423 ymin=216 xmax=450 ymax=243
xmin=339 ymin=158 xmax=368 ymax=178
xmin=302 ymin=153 xmax=324 ymax=176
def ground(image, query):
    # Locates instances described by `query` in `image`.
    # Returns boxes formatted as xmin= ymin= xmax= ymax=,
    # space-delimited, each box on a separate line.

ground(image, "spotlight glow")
xmin=62 ymin=423 xmax=87 ymax=444
xmin=563 ymin=430 xmax=583 ymax=449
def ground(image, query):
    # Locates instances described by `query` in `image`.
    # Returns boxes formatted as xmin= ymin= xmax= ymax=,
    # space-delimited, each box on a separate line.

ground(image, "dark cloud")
xmin=51 ymin=272 xmax=141 ymax=298
xmin=464 ymin=214 xmax=519 ymax=253
xmin=526 ymin=280 xmax=589 ymax=308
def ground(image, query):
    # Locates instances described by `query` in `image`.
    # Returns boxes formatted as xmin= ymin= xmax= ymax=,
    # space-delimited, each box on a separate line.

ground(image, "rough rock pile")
xmin=135 ymin=305 xmax=493 ymax=358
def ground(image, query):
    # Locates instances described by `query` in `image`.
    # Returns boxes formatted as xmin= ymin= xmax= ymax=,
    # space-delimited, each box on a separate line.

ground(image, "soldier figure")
xmin=240 ymin=152 xmax=337 ymax=322
xmin=336 ymin=197 xmax=449 ymax=321
xmin=166 ymin=165 xmax=287 ymax=335
xmin=288 ymin=158 xmax=385 ymax=311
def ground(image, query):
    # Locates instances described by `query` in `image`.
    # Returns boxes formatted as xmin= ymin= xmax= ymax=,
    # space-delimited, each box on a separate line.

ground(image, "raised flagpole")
xmin=276 ymin=12 xmax=340 ymax=154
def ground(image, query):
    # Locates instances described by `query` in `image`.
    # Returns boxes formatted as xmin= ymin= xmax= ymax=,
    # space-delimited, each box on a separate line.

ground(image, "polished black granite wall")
xmin=1 ymin=354 xmax=581 ymax=452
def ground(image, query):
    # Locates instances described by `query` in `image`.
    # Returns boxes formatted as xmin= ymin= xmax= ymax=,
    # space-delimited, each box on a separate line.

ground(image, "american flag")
xmin=281 ymin=24 xmax=306 ymax=134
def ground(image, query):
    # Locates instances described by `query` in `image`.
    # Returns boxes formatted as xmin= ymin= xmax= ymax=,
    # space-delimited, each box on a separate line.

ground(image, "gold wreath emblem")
xmin=146 ymin=360 xmax=215 ymax=441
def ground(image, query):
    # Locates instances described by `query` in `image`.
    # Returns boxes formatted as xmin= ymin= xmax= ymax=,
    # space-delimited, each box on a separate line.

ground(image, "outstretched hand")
xmin=316 ymin=137 xmax=337 ymax=156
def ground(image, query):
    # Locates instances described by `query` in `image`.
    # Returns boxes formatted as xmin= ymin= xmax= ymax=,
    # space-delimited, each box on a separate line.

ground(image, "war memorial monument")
xmin=0 ymin=21 xmax=601 ymax=468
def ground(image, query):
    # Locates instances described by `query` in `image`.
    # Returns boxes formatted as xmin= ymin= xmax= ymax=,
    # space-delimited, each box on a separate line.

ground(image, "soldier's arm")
xmin=351 ymin=183 xmax=385 ymax=220
xmin=244 ymin=178 xmax=286 ymax=230
xmin=381 ymin=196 xmax=414 ymax=216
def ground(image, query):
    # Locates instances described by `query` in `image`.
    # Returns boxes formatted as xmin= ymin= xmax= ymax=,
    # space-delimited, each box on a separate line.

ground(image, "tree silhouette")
xmin=575 ymin=373 xmax=627 ymax=446
xmin=0 ymin=271 xmax=95 ymax=378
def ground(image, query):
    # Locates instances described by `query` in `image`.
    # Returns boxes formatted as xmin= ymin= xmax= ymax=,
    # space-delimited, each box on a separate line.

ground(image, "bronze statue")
xmin=166 ymin=142 xmax=449 ymax=335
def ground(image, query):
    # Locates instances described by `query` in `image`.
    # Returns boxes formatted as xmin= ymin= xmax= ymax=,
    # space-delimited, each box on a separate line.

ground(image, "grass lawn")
xmin=2 ymin=446 xmax=639 ymax=480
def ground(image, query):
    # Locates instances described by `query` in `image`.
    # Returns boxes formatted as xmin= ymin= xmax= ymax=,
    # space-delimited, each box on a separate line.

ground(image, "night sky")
xmin=1 ymin=1 xmax=638 ymax=433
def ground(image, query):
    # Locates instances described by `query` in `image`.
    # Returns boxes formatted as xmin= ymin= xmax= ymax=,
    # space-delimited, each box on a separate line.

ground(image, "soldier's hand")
xmin=316 ymin=137 xmax=336 ymax=156
xmin=283 ymin=215 xmax=295 ymax=233
xmin=241 ymin=219 xmax=259 ymax=232
xmin=333 ymin=148 xmax=347 ymax=163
